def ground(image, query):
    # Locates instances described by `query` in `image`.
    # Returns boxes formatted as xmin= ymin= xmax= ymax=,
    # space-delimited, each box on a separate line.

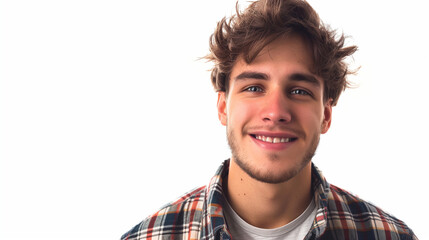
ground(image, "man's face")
xmin=217 ymin=35 xmax=332 ymax=184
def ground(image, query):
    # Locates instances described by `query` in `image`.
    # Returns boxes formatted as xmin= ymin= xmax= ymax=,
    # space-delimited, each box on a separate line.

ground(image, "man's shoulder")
xmin=121 ymin=186 xmax=207 ymax=240
xmin=325 ymin=184 xmax=417 ymax=239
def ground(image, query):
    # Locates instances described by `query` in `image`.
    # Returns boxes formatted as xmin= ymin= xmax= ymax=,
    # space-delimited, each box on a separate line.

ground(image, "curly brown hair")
xmin=206 ymin=0 xmax=357 ymax=105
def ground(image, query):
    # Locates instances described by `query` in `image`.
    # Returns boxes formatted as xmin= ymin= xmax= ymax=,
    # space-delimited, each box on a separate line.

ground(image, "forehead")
xmin=230 ymin=34 xmax=319 ymax=83
xmin=252 ymin=34 xmax=314 ymax=69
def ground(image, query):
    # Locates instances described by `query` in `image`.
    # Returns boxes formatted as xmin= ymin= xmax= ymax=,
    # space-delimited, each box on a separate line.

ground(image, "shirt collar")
xmin=309 ymin=163 xmax=330 ymax=238
xmin=204 ymin=160 xmax=230 ymax=239
xmin=203 ymin=160 xmax=330 ymax=239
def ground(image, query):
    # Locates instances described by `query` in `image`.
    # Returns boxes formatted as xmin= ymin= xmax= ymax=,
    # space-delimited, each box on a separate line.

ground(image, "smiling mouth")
xmin=250 ymin=134 xmax=297 ymax=143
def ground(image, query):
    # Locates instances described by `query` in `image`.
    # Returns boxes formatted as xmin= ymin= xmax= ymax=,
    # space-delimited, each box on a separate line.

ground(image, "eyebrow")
xmin=234 ymin=71 xmax=321 ymax=88
xmin=234 ymin=71 xmax=269 ymax=81
xmin=289 ymin=73 xmax=321 ymax=88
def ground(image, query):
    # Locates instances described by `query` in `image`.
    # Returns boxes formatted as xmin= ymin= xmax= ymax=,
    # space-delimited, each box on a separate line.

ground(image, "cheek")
xmin=227 ymin=99 xmax=257 ymax=127
xmin=294 ymin=106 xmax=324 ymax=130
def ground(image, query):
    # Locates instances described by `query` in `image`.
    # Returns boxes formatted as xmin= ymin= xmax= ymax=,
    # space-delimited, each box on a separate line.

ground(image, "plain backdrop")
xmin=1 ymin=0 xmax=427 ymax=239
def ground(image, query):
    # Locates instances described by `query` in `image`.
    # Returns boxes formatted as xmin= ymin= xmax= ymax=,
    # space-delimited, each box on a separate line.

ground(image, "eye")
xmin=244 ymin=86 xmax=263 ymax=92
xmin=290 ymin=89 xmax=310 ymax=96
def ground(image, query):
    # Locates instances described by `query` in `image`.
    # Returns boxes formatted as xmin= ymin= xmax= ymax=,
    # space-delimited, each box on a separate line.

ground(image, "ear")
xmin=321 ymin=99 xmax=333 ymax=134
xmin=217 ymin=92 xmax=227 ymax=126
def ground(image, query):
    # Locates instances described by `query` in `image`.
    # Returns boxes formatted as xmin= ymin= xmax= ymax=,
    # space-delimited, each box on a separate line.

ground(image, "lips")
xmin=253 ymin=135 xmax=294 ymax=143
xmin=249 ymin=131 xmax=298 ymax=149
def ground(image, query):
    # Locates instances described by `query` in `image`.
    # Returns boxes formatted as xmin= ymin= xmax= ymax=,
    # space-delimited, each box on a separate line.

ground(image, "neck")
xmin=225 ymin=159 xmax=312 ymax=229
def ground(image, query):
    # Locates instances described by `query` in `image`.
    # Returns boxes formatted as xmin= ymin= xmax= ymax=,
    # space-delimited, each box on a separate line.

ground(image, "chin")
xmin=234 ymin=155 xmax=310 ymax=184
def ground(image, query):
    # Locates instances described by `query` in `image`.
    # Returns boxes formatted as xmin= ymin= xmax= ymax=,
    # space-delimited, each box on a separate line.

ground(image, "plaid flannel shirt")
xmin=121 ymin=160 xmax=417 ymax=240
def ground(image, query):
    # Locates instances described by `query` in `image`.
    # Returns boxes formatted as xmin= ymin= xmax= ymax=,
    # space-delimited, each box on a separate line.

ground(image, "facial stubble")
xmin=227 ymin=127 xmax=319 ymax=184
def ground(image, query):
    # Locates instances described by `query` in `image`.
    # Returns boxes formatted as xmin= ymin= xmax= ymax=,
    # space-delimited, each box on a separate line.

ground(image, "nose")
xmin=261 ymin=90 xmax=292 ymax=124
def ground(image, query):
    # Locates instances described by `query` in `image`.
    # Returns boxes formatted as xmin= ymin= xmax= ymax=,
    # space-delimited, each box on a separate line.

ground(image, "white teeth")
xmin=255 ymin=135 xmax=292 ymax=143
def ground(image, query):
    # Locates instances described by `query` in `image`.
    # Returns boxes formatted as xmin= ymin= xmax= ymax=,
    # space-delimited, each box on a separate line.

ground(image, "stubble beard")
xmin=227 ymin=126 xmax=320 ymax=184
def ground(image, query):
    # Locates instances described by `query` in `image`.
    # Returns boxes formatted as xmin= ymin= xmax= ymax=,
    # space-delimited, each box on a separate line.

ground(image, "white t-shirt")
xmin=223 ymin=198 xmax=317 ymax=240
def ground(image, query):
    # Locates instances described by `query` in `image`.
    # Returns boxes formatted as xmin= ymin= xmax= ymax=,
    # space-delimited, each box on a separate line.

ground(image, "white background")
xmin=1 ymin=0 xmax=427 ymax=239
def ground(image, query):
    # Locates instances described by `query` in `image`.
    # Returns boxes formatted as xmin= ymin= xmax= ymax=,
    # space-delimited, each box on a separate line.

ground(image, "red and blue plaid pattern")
xmin=121 ymin=160 xmax=417 ymax=240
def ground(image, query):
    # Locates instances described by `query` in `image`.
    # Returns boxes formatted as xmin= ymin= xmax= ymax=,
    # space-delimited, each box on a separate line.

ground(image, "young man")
xmin=122 ymin=0 xmax=417 ymax=239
